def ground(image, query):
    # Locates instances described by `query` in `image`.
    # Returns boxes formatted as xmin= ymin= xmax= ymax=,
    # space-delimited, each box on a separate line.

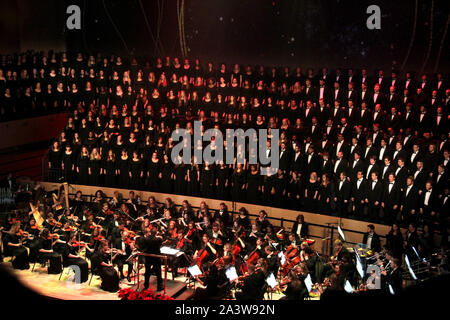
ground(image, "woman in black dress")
xmin=303 ymin=172 xmax=320 ymax=212
xmin=4 ymin=222 xmax=30 ymax=269
xmin=61 ymin=234 xmax=89 ymax=283
xmin=160 ymin=154 xmax=173 ymax=194
xmin=147 ymin=151 xmax=161 ymax=191
xmin=48 ymin=141 xmax=62 ymax=182
xmin=103 ymin=150 xmax=117 ymax=187
xmin=36 ymin=228 xmax=63 ymax=274
xmin=200 ymin=162 xmax=215 ymax=199
xmin=89 ymin=148 xmax=102 ymax=186
xmin=215 ymin=162 xmax=230 ymax=200
xmin=90 ymin=242 xmax=120 ymax=292
xmin=117 ymin=149 xmax=130 ymax=189
xmin=61 ymin=144 xmax=74 ymax=183
xmin=129 ymin=150 xmax=144 ymax=190
xmin=317 ymin=174 xmax=334 ymax=215
xmin=76 ymin=146 xmax=90 ymax=185
xmin=246 ymin=165 xmax=262 ymax=204
xmin=287 ymin=171 xmax=303 ymax=210
xmin=231 ymin=164 xmax=246 ymax=203
xmin=187 ymin=158 xmax=200 ymax=197
xmin=385 ymin=223 xmax=404 ymax=259
xmin=173 ymin=161 xmax=187 ymax=195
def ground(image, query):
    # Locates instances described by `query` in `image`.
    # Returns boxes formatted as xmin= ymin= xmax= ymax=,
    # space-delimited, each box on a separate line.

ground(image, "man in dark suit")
xmin=332 ymin=151 xmax=348 ymax=180
xmin=332 ymin=134 xmax=349 ymax=160
xmin=411 ymin=160 xmax=427 ymax=193
xmin=387 ymin=86 xmax=401 ymax=107
xmin=291 ymin=214 xmax=309 ymax=240
xmin=291 ymin=144 xmax=303 ymax=173
xmin=394 ymin=158 xmax=409 ymax=190
xmin=332 ymin=81 xmax=345 ymax=105
xmin=384 ymin=106 xmax=402 ymax=132
xmin=351 ymin=171 xmax=368 ymax=220
xmin=365 ymin=156 xmax=380 ymax=181
xmin=419 ymin=181 xmax=439 ymax=225
xmin=349 ymin=152 xmax=365 ymax=182
xmin=384 ymin=258 xmax=403 ymax=294
xmin=279 ymin=142 xmax=291 ymax=173
xmin=391 ymin=142 xmax=408 ymax=164
xmin=334 ymin=171 xmax=352 ymax=217
xmin=371 ymin=103 xmax=385 ymax=127
xmin=380 ymin=156 xmax=395 ymax=182
xmin=381 ymin=173 xmax=402 ymax=225
xmin=371 ymin=84 xmax=385 ymax=109
xmin=345 ymin=83 xmax=358 ymax=106
xmin=142 ymin=227 xmax=164 ymax=291
xmin=362 ymin=138 xmax=378 ymax=162
xmin=400 ymin=177 xmax=420 ymax=226
xmin=405 ymin=223 xmax=420 ymax=261
xmin=303 ymin=146 xmax=320 ymax=179
xmin=366 ymin=171 xmax=383 ymax=222
xmin=362 ymin=224 xmax=381 ymax=252
xmin=319 ymin=151 xmax=333 ymax=177
xmin=303 ymin=78 xmax=316 ymax=103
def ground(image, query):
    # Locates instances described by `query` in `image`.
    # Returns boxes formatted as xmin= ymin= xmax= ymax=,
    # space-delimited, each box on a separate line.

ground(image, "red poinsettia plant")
xmin=118 ymin=288 xmax=174 ymax=300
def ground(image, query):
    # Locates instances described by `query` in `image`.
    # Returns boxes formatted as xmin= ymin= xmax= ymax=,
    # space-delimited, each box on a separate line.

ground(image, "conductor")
xmin=142 ymin=226 xmax=164 ymax=291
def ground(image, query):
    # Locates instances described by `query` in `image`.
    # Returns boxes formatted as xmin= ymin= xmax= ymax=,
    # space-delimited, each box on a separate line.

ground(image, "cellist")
xmin=193 ymin=233 xmax=216 ymax=271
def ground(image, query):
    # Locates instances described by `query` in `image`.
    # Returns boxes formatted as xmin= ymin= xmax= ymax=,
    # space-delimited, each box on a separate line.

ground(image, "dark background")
xmin=1 ymin=0 xmax=449 ymax=72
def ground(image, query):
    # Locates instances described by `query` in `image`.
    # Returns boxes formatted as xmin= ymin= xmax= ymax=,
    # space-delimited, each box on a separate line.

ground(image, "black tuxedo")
xmin=291 ymin=152 xmax=303 ymax=173
xmin=364 ymin=163 xmax=380 ymax=180
xmin=393 ymin=166 xmax=409 ymax=189
xmin=411 ymin=169 xmax=427 ymax=192
xmin=401 ymin=109 xmax=417 ymax=129
xmin=319 ymin=158 xmax=333 ymax=177
xmin=291 ymin=222 xmax=309 ymax=240
xmin=362 ymin=145 xmax=378 ymax=162
xmin=382 ymin=181 xmax=402 ymax=224
xmin=367 ymin=180 xmax=383 ymax=221
xmin=279 ymin=149 xmax=291 ymax=172
xmin=349 ymin=159 xmax=366 ymax=182
xmin=407 ymin=150 xmax=423 ymax=170
xmin=401 ymin=185 xmax=419 ymax=224
xmin=351 ymin=178 xmax=368 ymax=217
xmin=334 ymin=179 xmax=352 ymax=216
xmin=332 ymin=158 xmax=348 ymax=179
xmin=362 ymin=232 xmax=381 ymax=252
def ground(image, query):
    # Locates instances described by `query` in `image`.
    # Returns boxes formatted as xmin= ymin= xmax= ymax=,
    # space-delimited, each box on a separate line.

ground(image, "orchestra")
xmin=0 ymin=184 xmax=448 ymax=301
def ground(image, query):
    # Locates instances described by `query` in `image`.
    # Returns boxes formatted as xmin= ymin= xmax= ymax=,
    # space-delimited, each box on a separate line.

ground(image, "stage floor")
xmin=1 ymin=262 xmax=194 ymax=300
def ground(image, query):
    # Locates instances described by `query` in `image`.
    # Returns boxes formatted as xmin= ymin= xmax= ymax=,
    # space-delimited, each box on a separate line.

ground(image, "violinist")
xmin=111 ymin=230 xmax=134 ymax=281
xmin=171 ymin=229 xmax=193 ymax=278
xmin=332 ymin=239 xmax=349 ymax=262
xmin=192 ymin=263 xmax=228 ymax=300
xmin=90 ymin=241 xmax=120 ymax=292
xmin=36 ymin=228 xmax=63 ymax=274
xmin=279 ymin=268 xmax=308 ymax=300
xmin=235 ymin=258 xmax=267 ymax=300
xmin=185 ymin=221 xmax=200 ymax=250
xmin=110 ymin=220 xmax=126 ymax=244
xmin=62 ymin=234 xmax=89 ymax=283
xmin=164 ymin=219 xmax=178 ymax=246
xmin=4 ymin=222 xmax=30 ymax=270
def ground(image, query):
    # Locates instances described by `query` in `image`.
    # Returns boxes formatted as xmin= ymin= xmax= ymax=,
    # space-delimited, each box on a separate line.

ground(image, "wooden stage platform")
xmin=1 ymin=261 xmax=194 ymax=300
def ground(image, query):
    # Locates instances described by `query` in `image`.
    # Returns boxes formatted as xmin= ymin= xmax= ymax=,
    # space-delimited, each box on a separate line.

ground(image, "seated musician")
xmin=382 ymin=257 xmax=403 ymax=294
xmin=235 ymin=258 xmax=268 ymax=300
xmin=193 ymin=233 xmax=217 ymax=271
xmin=24 ymin=218 xmax=40 ymax=263
xmin=4 ymin=222 xmax=30 ymax=269
xmin=265 ymin=245 xmax=279 ymax=276
xmin=279 ymin=269 xmax=308 ymax=300
xmin=256 ymin=210 xmax=272 ymax=234
xmin=36 ymin=228 xmax=63 ymax=274
xmin=167 ymin=229 xmax=192 ymax=278
xmin=90 ymin=241 xmax=120 ymax=292
xmin=61 ymin=234 xmax=89 ymax=283
xmin=192 ymin=262 xmax=228 ymax=300
xmin=111 ymin=230 xmax=134 ymax=281
xmin=207 ymin=222 xmax=225 ymax=253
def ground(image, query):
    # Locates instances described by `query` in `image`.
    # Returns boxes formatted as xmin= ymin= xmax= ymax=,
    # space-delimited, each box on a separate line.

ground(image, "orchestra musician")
xmin=90 ymin=241 xmax=120 ymax=292
xmin=62 ymin=234 xmax=89 ymax=283
xmin=235 ymin=258 xmax=268 ymax=300
xmin=36 ymin=228 xmax=63 ymax=274
xmin=4 ymin=222 xmax=30 ymax=270
xmin=193 ymin=233 xmax=217 ymax=271
xmin=111 ymin=230 xmax=134 ymax=281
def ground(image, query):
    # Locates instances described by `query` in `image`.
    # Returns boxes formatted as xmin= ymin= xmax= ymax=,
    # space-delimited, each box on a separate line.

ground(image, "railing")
xmin=61 ymin=189 xmax=385 ymax=256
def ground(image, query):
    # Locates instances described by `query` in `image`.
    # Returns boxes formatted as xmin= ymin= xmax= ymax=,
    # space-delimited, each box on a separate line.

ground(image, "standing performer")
xmin=142 ymin=227 xmax=164 ymax=291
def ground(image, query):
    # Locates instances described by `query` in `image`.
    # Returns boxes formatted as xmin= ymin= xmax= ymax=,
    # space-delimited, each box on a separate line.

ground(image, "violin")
xmin=46 ymin=218 xmax=62 ymax=228
xmin=93 ymin=234 xmax=105 ymax=241
xmin=16 ymin=229 xmax=30 ymax=238
xmin=70 ymin=240 xmax=87 ymax=247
